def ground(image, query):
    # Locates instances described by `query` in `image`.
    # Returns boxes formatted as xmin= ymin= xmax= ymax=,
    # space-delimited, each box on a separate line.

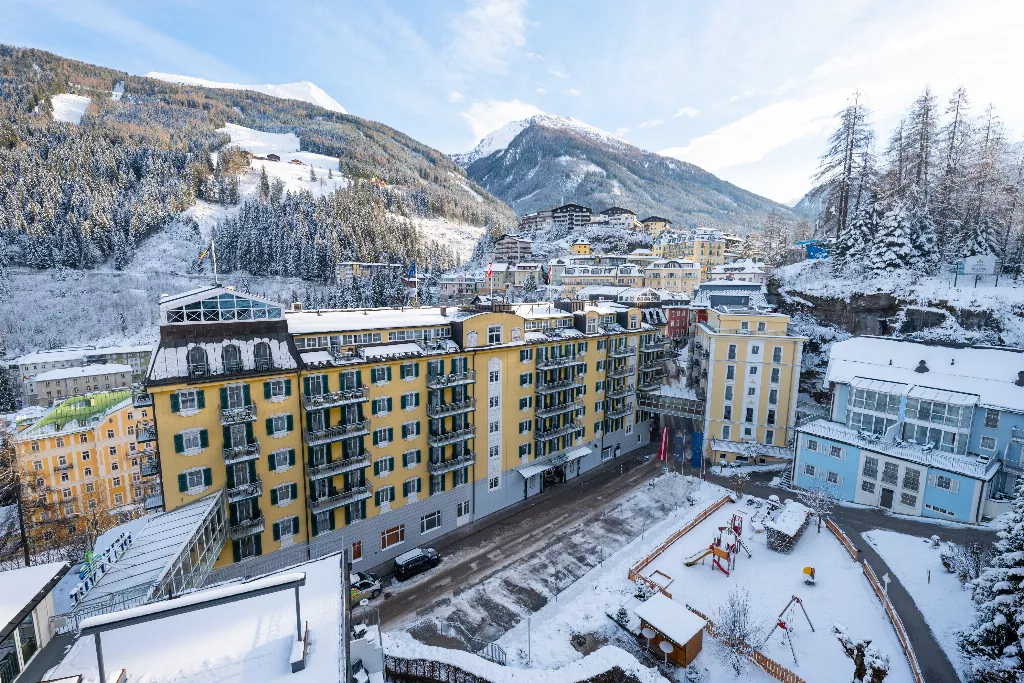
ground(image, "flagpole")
xmin=212 ymin=238 xmax=218 ymax=284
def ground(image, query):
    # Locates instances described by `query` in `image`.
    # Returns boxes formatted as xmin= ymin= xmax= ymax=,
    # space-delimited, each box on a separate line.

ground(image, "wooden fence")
xmin=626 ymin=494 xmax=732 ymax=596
xmin=861 ymin=560 xmax=926 ymax=683
xmin=685 ymin=606 xmax=807 ymax=683
xmin=823 ymin=518 xmax=858 ymax=560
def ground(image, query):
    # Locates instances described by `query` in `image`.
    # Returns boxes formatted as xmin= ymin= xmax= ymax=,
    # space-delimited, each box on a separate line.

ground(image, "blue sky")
xmin=3 ymin=0 xmax=1022 ymax=203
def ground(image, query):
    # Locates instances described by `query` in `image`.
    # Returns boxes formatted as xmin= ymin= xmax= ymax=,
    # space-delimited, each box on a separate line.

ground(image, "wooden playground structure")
xmin=682 ymin=512 xmax=752 ymax=576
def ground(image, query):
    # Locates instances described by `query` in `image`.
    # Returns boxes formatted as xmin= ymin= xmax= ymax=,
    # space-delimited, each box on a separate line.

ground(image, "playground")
xmin=636 ymin=498 xmax=916 ymax=683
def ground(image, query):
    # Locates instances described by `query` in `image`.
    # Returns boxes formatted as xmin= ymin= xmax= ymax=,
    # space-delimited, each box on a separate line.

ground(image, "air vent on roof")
xmin=1016 ymin=371 xmax=1024 ymax=387
xmin=914 ymin=360 xmax=929 ymax=373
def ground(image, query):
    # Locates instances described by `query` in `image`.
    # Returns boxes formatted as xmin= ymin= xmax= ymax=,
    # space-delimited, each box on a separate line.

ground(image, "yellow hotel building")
xmin=694 ymin=305 xmax=806 ymax=464
xmin=146 ymin=286 xmax=661 ymax=571
xmin=653 ymin=229 xmax=727 ymax=279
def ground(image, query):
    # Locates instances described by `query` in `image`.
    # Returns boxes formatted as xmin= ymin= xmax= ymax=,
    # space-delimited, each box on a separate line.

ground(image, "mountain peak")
xmin=453 ymin=113 xmax=626 ymax=166
xmin=144 ymin=72 xmax=346 ymax=113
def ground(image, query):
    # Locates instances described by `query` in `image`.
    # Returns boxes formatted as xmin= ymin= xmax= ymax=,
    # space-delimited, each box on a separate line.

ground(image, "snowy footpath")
xmin=864 ymin=529 xmax=976 ymax=682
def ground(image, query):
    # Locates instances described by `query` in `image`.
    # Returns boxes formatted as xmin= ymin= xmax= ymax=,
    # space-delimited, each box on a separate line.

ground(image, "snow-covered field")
xmin=864 ymin=529 xmax=976 ymax=681
xmin=146 ymin=72 xmax=346 ymax=113
xmin=51 ymin=93 xmax=91 ymax=124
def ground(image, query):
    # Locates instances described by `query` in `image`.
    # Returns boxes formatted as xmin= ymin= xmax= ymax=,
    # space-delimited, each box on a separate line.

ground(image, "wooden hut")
xmin=634 ymin=593 xmax=705 ymax=667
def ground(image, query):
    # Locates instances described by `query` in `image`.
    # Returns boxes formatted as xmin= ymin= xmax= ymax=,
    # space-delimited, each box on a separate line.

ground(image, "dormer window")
xmin=222 ymin=344 xmax=243 ymax=374
xmin=254 ymin=342 xmax=272 ymax=371
xmin=187 ymin=347 xmax=208 ymax=379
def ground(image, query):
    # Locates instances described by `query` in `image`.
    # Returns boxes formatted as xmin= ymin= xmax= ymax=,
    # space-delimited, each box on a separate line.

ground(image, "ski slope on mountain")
xmin=50 ymin=93 xmax=91 ymax=123
xmin=145 ymin=72 xmax=346 ymax=113
xmin=453 ymin=114 xmax=628 ymax=165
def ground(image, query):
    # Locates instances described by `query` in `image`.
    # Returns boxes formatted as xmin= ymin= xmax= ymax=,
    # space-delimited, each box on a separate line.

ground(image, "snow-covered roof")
xmin=513 ymin=303 xmax=573 ymax=320
xmin=148 ymin=336 xmax=297 ymax=383
xmin=288 ymin=307 xmax=452 ymax=334
xmin=711 ymin=259 xmax=765 ymax=274
xmin=300 ymin=351 xmax=334 ymax=366
xmin=29 ymin=364 xmax=132 ymax=383
xmin=11 ymin=345 xmax=153 ymax=366
xmin=799 ymin=419 xmax=1001 ymax=480
xmin=49 ymin=554 xmax=343 ymax=683
xmin=362 ymin=343 xmax=423 ymax=360
xmin=826 ymin=337 xmax=1024 ymax=411
xmin=709 ymin=439 xmax=792 ymax=460
xmin=0 ymin=562 xmax=69 ymax=635
xmin=633 ymin=593 xmax=705 ymax=646
xmin=763 ymin=501 xmax=810 ymax=537
xmin=160 ymin=286 xmax=285 ymax=325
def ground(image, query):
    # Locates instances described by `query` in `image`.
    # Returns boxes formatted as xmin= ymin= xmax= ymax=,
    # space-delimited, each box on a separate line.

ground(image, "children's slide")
xmin=683 ymin=548 xmax=713 ymax=566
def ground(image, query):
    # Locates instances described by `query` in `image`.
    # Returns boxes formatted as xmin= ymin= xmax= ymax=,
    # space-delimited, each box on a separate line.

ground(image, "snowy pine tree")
xmin=959 ymin=478 xmax=1024 ymax=682
xmin=833 ymin=189 xmax=882 ymax=273
xmin=869 ymin=199 xmax=914 ymax=274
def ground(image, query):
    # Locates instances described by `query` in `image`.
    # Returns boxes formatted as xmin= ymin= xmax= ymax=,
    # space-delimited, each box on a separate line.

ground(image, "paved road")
xmin=704 ymin=467 xmax=997 ymax=683
xmin=376 ymin=444 xmax=666 ymax=628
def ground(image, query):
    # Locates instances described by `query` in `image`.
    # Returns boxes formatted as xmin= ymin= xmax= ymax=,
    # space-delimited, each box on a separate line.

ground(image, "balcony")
xmin=136 ymin=421 xmax=157 ymax=443
xmin=307 ymin=451 xmax=370 ymax=481
xmin=428 ymin=451 xmax=477 ymax=475
xmin=638 ymin=360 xmax=663 ymax=372
xmin=304 ymin=420 xmax=370 ymax=447
xmin=536 ymin=355 xmax=586 ymax=371
xmin=535 ymin=377 xmax=584 ymax=395
xmin=227 ymin=476 xmax=262 ymax=504
xmin=223 ymin=440 xmax=260 ymax=465
xmin=427 ymin=370 xmax=476 ymax=389
xmin=302 ymin=386 xmax=369 ymax=410
xmin=144 ymin=494 xmax=164 ymax=512
xmin=606 ymin=402 xmax=634 ymax=420
xmin=131 ymin=387 xmax=153 ymax=408
xmin=254 ymin=358 xmax=275 ymax=373
xmin=136 ymin=445 xmax=157 ymax=459
xmin=140 ymin=458 xmax=160 ymax=477
xmin=640 ymin=338 xmax=668 ymax=352
xmin=53 ymin=462 xmax=73 ymax=473
xmin=427 ymin=426 xmax=477 ymax=447
xmin=1013 ymin=427 xmax=1024 ymax=444
xmin=308 ymin=483 xmax=373 ymax=514
xmin=536 ymin=399 xmax=584 ymax=419
xmin=535 ymin=419 xmax=581 ymax=442
xmin=228 ymin=513 xmax=265 ymax=541
xmin=606 ymin=384 xmax=635 ymax=400
xmin=607 ymin=365 xmax=634 ymax=379
xmin=638 ymin=378 xmax=665 ymax=392
xmin=220 ymin=403 xmax=257 ymax=426
xmin=426 ymin=398 xmax=476 ymax=419
xmin=608 ymin=345 xmax=636 ymax=359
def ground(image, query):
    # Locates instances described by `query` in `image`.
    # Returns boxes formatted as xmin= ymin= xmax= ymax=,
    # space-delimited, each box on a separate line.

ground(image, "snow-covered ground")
xmin=863 ymin=529 xmax=976 ymax=681
xmin=51 ymin=93 xmax=91 ymax=124
xmin=453 ymin=114 xmax=628 ymax=166
xmin=145 ymin=72 xmax=346 ymax=113
xmin=218 ymin=123 xmax=349 ymax=196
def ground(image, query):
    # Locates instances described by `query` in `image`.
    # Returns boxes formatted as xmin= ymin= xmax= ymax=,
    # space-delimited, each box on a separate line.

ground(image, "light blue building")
xmin=793 ymin=337 xmax=1024 ymax=523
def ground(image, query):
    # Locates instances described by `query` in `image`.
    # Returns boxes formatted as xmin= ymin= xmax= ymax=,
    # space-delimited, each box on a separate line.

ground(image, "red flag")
xmin=658 ymin=427 xmax=669 ymax=461
xmin=486 ymin=262 xmax=493 ymax=278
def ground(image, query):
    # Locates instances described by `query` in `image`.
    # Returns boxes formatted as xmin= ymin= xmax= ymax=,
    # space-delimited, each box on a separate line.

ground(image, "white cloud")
xmin=450 ymin=0 xmax=527 ymax=72
xmin=568 ymin=88 xmax=581 ymax=96
xmin=672 ymin=106 xmax=699 ymax=119
xmin=549 ymin=69 xmax=568 ymax=78
xmin=448 ymin=91 xmax=464 ymax=102
xmin=461 ymin=98 xmax=543 ymax=141
xmin=536 ymin=86 xmax=547 ymax=94
xmin=659 ymin=91 xmax=845 ymax=172
xmin=638 ymin=119 xmax=664 ymax=129
xmin=614 ymin=127 xmax=630 ymax=137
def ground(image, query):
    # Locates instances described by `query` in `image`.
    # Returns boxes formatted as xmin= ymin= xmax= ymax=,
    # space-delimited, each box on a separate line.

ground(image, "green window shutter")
xmin=374 ymin=489 xmax=381 ymax=506
xmin=199 ymin=430 xmax=209 ymax=448
xmin=388 ymin=457 xmax=395 ymax=472
xmin=373 ymin=431 xmax=379 ymax=446
xmin=415 ymin=393 xmax=420 ymax=407
xmin=202 ymin=468 xmax=212 ymax=486
xmin=306 ymin=412 xmax=314 ymax=431
xmin=321 ymin=375 xmax=329 ymax=393
xmin=222 ymin=426 xmax=232 ymax=446
xmin=170 ymin=394 xmax=180 ymax=413
xmin=415 ymin=422 xmax=420 ymax=435
xmin=415 ymin=449 xmax=421 ymax=464
xmin=266 ymin=418 xmax=274 ymax=435
xmin=388 ymin=427 xmax=394 ymax=442
xmin=173 ymin=434 xmax=184 ymax=453
xmin=400 ymin=365 xmax=407 ymax=380
xmin=414 ymin=363 xmax=420 ymax=377
xmin=372 ymin=400 xmax=378 ymax=416
xmin=268 ymin=452 xmax=277 ymax=471
xmin=270 ymin=487 xmax=279 ymax=505
xmin=195 ymin=390 xmax=205 ymax=409
xmin=311 ymin=514 xmax=319 ymax=537
xmin=226 ymin=466 xmax=236 ymax=489
xmin=356 ymin=371 xmax=363 ymax=387
xmin=387 ymin=397 xmax=393 ymax=412
xmin=264 ymin=382 xmax=271 ymax=399
xmin=286 ymin=415 xmax=294 ymax=432
xmin=303 ymin=377 xmax=311 ymax=396
xmin=220 ymin=387 xmax=228 ymax=408
xmin=254 ymin=536 xmax=262 ymax=556
xmin=374 ymin=460 xmax=381 ymax=476
xmin=232 ymin=540 xmax=241 ymax=562
xmin=291 ymin=483 xmax=298 ymax=499
xmin=284 ymin=379 xmax=292 ymax=396
xmin=243 ymin=385 xmax=251 ymax=405
xmin=387 ymin=367 xmax=393 ymax=381
xmin=401 ymin=424 xmax=408 ymax=439
xmin=245 ymin=422 xmax=254 ymax=441
xmin=177 ymin=473 xmax=188 ymax=492
xmin=273 ymin=521 xmax=281 ymax=541
xmin=288 ymin=450 xmax=296 ymax=466
xmin=329 ymin=511 xmax=336 ymax=530
xmin=400 ymin=395 xmax=407 ymax=410
xmin=403 ymin=481 xmax=409 ymax=497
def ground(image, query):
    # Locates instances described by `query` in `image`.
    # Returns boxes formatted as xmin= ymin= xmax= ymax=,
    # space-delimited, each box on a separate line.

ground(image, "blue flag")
xmin=408 ymin=261 xmax=417 ymax=278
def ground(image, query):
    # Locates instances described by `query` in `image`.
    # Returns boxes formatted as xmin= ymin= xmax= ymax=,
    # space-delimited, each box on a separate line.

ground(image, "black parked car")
xmin=393 ymin=547 xmax=441 ymax=580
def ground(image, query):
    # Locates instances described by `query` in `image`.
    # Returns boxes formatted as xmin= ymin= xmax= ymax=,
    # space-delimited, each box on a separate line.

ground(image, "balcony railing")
xmin=608 ymin=346 xmax=636 ymax=359
xmin=427 ymin=426 xmax=477 ymax=447
xmin=1012 ymin=427 xmax=1024 ymax=443
xmin=535 ymin=377 xmax=584 ymax=395
xmin=255 ymin=358 xmax=274 ymax=372
xmin=131 ymin=388 xmax=153 ymax=408
xmin=136 ymin=445 xmax=157 ymax=459
xmin=308 ymin=483 xmax=373 ymax=514
xmin=427 ymin=370 xmax=476 ymax=389
xmin=535 ymin=419 xmax=581 ymax=442
xmin=428 ymin=451 xmax=477 ymax=475
xmin=223 ymin=440 xmax=260 ymax=465
xmin=536 ymin=355 xmax=586 ymax=371
xmin=640 ymin=338 xmax=668 ymax=352
xmin=638 ymin=360 xmax=662 ymax=372
xmin=220 ymin=403 xmax=257 ymax=426
xmin=228 ymin=513 xmax=265 ymax=541
xmin=53 ymin=462 xmax=73 ymax=472
xmin=607 ymin=365 xmax=634 ymax=379
xmin=227 ymin=476 xmax=263 ymax=504
xmin=140 ymin=458 xmax=160 ymax=477
xmin=535 ymin=399 xmax=584 ymax=419
xmin=136 ymin=421 xmax=157 ymax=443
xmin=606 ymin=384 xmax=635 ymax=400
xmin=302 ymin=386 xmax=369 ymax=410
xmin=307 ymin=451 xmax=370 ymax=481
xmin=606 ymin=402 xmax=635 ymax=420
xmin=426 ymin=398 xmax=476 ymax=419
xmin=638 ymin=378 xmax=665 ymax=392
xmin=304 ymin=421 xmax=370 ymax=446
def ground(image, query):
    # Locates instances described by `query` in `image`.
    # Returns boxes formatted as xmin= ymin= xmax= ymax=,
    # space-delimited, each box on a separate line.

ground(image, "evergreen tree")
xmin=833 ymin=188 xmax=881 ymax=273
xmin=869 ymin=198 xmax=914 ymax=274
xmin=907 ymin=198 xmax=940 ymax=273
xmin=309 ymin=166 xmax=317 ymax=182
xmin=259 ymin=166 xmax=271 ymax=203
xmin=811 ymin=90 xmax=875 ymax=240
xmin=959 ymin=477 xmax=1024 ymax=682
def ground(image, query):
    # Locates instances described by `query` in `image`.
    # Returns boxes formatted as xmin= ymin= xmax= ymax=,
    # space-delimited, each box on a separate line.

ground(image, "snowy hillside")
xmin=145 ymin=72 xmax=346 ymax=113
xmin=50 ymin=93 xmax=91 ymax=123
xmin=217 ymin=123 xmax=348 ymax=195
xmin=453 ymin=114 xmax=627 ymax=166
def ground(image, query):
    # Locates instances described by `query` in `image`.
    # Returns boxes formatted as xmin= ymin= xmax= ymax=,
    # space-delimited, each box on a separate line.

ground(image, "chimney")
xmin=914 ymin=360 xmax=929 ymax=373
xmin=291 ymin=302 xmax=303 ymax=312
xmin=1016 ymin=371 xmax=1024 ymax=387
xmin=440 ymin=306 xmax=448 ymax=317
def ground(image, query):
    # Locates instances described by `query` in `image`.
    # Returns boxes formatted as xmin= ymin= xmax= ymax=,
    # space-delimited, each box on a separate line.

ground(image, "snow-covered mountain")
xmin=456 ymin=114 xmax=796 ymax=233
xmin=145 ymin=72 xmax=347 ymax=113
xmin=452 ymin=114 xmax=627 ymax=166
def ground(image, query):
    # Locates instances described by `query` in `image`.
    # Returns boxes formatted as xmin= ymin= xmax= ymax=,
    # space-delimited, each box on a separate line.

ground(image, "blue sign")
xmin=692 ymin=432 xmax=703 ymax=468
